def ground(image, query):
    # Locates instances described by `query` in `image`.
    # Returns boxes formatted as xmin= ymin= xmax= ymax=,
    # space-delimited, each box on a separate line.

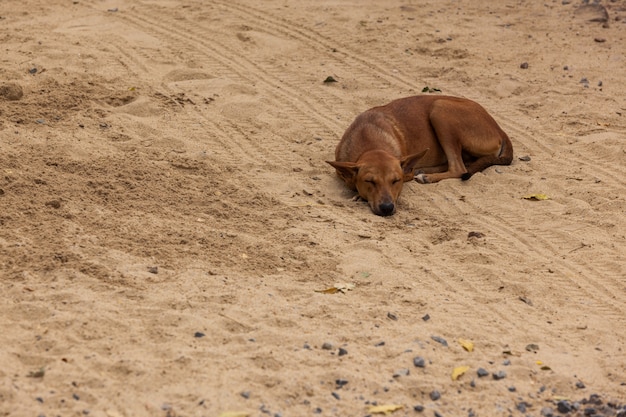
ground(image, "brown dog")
xmin=327 ymin=95 xmax=513 ymax=216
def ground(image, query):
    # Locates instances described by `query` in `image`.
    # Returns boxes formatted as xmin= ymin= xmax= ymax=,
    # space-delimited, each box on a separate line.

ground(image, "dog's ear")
xmin=327 ymin=160 xmax=360 ymax=188
xmin=400 ymin=149 xmax=429 ymax=181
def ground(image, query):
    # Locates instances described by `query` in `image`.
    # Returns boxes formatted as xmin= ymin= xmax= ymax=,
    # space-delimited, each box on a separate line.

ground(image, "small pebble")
xmin=413 ymin=356 xmax=426 ymax=368
xmin=303 ymin=343 xmax=311 ymax=350
xmin=72 ymin=393 xmax=80 ymax=401
xmin=492 ymin=370 xmax=507 ymax=380
xmin=387 ymin=312 xmax=398 ymax=321
xmin=431 ymin=336 xmax=448 ymax=347
xmin=508 ymin=386 xmax=516 ymax=392
xmin=321 ymin=342 xmax=333 ymax=350
xmin=519 ymin=155 xmax=531 ymax=162
xmin=147 ymin=266 xmax=158 ymax=274
xmin=331 ymin=392 xmax=340 ymax=400
xmin=335 ymin=379 xmax=348 ymax=388
xmin=29 ymin=67 xmax=38 ymax=74
xmin=422 ymin=314 xmax=430 ymax=321
xmin=36 ymin=397 xmax=44 ymax=403
xmin=584 ymin=408 xmax=596 ymax=416
xmin=194 ymin=332 xmax=205 ymax=338
xmin=502 ymin=359 xmax=511 ymax=366
xmin=338 ymin=347 xmax=348 ymax=356
xmin=517 ymin=402 xmax=530 ymax=413
xmin=541 ymin=407 xmax=554 ymax=417
xmin=375 ymin=341 xmax=385 ymax=347
xmin=520 ymin=62 xmax=529 ymax=69
xmin=557 ymin=400 xmax=572 ymax=413
xmin=241 ymin=391 xmax=251 ymax=399
xmin=393 ymin=368 xmax=410 ymax=378
xmin=434 ymin=412 xmax=443 ymax=417
xmin=313 ymin=408 xmax=322 ymax=414
xmin=476 ymin=368 xmax=489 ymax=378
xmin=413 ymin=405 xmax=424 ymax=412
xmin=429 ymin=390 xmax=441 ymax=401
xmin=576 ymin=381 xmax=586 ymax=389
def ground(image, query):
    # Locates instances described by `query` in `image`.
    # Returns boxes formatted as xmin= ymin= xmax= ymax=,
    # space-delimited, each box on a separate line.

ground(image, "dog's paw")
xmin=415 ymin=173 xmax=430 ymax=184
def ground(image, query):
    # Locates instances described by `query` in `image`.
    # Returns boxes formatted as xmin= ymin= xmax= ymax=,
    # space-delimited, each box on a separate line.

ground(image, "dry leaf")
xmin=368 ymin=404 xmax=403 ymax=415
xmin=452 ymin=365 xmax=470 ymax=381
xmin=315 ymin=283 xmax=355 ymax=294
xmin=218 ymin=412 xmax=250 ymax=417
xmin=458 ymin=339 xmax=474 ymax=352
xmin=523 ymin=193 xmax=549 ymax=201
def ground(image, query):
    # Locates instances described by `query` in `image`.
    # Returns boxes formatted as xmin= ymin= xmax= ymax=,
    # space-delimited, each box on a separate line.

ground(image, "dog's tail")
xmin=461 ymin=133 xmax=513 ymax=181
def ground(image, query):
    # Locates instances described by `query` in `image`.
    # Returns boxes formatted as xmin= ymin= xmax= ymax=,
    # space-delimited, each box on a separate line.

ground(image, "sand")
xmin=1 ymin=0 xmax=625 ymax=416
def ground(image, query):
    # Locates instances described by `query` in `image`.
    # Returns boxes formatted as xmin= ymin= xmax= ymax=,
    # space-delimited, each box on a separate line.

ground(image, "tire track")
xmin=109 ymin=7 xmax=339 ymax=171
xmin=212 ymin=0 xmax=626 ymax=314
xmin=214 ymin=0 xmax=626 ymax=188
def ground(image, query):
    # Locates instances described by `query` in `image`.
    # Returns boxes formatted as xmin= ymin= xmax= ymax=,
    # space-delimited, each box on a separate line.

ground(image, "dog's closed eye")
xmin=392 ymin=178 xmax=401 ymax=184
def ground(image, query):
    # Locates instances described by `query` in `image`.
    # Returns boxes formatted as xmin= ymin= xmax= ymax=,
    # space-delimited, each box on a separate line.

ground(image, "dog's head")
xmin=327 ymin=149 xmax=428 ymax=216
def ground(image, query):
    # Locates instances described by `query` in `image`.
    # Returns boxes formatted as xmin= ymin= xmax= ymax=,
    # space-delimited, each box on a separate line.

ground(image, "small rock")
xmin=413 ymin=356 xmax=426 ymax=368
xmin=313 ymin=408 xmax=322 ymax=414
xmin=468 ymin=231 xmax=485 ymax=239
xmin=508 ymin=386 xmax=516 ymax=392
xmin=520 ymin=62 xmax=529 ymax=69
xmin=477 ymin=368 xmax=489 ymax=378
xmin=584 ymin=408 xmax=596 ymax=416
xmin=422 ymin=314 xmax=430 ymax=321
xmin=331 ymin=392 xmax=340 ymax=400
xmin=73 ymin=393 xmax=80 ymax=401
xmin=576 ymin=381 xmax=586 ymax=389
xmin=429 ymin=390 xmax=441 ymax=401
xmin=321 ymin=342 xmax=333 ymax=350
xmin=594 ymin=37 xmax=606 ymax=43
xmin=29 ymin=67 xmax=38 ymax=74
xmin=557 ymin=400 xmax=572 ymax=413
xmin=335 ymin=379 xmax=348 ymax=388
xmin=431 ymin=336 xmax=448 ymax=347
xmin=525 ymin=343 xmax=539 ymax=352
xmin=434 ymin=412 xmax=443 ymax=417
xmin=303 ymin=343 xmax=311 ymax=350
xmin=338 ymin=347 xmax=348 ymax=356
xmin=541 ymin=407 xmax=554 ymax=417
xmin=519 ymin=155 xmax=531 ymax=162
xmin=374 ymin=341 xmax=385 ymax=347
xmin=413 ymin=405 xmax=424 ymax=412
xmin=147 ymin=266 xmax=158 ymax=274
xmin=241 ymin=391 xmax=251 ymax=399
xmin=517 ymin=401 xmax=529 ymax=412
xmin=194 ymin=332 xmax=205 ymax=338
xmin=36 ymin=119 xmax=46 ymax=124
xmin=492 ymin=370 xmax=507 ymax=380
xmin=387 ymin=312 xmax=398 ymax=321
xmin=393 ymin=368 xmax=410 ymax=378
xmin=502 ymin=359 xmax=511 ymax=366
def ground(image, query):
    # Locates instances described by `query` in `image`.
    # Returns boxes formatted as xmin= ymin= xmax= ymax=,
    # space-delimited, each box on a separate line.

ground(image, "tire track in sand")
xmin=208 ymin=0 xmax=626 ymax=316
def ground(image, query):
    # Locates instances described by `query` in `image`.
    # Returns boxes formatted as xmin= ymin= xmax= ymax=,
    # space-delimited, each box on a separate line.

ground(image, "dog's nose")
xmin=378 ymin=202 xmax=395 ymax=216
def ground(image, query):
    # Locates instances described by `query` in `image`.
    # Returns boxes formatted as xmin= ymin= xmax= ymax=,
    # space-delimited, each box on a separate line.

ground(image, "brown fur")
xmin=327 ymin=95 xmax=513 ymax=216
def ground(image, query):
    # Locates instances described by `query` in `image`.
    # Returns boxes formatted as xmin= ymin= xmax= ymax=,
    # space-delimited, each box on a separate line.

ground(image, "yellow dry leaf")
xmin=368 ymin=404 xmax=403 ymax=415
xmin=315 ymin=287 xmax=339 ymax=294
xmin=315 ymin=283 xmax=355 ymax=294
xmin=536 ymin=360 xmax=543 ymax=365
xmin=458 ymin=339 xmax=474 ymax=352
xmin=218 ymin=412 xmax=250 ymax=417
xmin=452 ymin=365 xmax=470 ymax=381
xmin=523 ymin=193 xmax=549 ymax=201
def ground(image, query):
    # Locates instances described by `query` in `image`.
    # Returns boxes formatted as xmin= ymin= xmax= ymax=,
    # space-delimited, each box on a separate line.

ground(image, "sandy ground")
xmin=1 ymin=1 xmax=625 ymax=416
